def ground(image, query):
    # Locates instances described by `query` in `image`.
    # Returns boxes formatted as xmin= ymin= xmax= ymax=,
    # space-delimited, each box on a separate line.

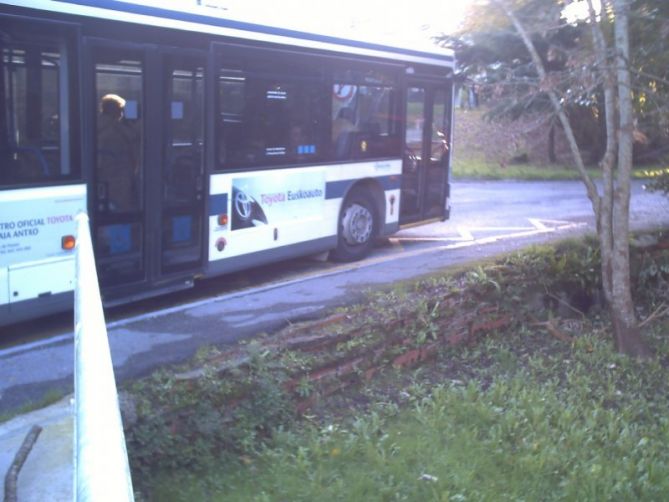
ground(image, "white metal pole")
xmin=74 ymin=212 xmax=134 ymax=502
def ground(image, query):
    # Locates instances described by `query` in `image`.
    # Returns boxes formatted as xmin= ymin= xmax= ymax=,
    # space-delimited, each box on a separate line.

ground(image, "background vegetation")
xmin=442 ymin=0 xmax=669 ymax=169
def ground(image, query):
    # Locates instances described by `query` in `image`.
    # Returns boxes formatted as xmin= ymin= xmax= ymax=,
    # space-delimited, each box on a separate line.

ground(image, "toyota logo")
xmin=234 ymin=190 xmax=253 ymax=220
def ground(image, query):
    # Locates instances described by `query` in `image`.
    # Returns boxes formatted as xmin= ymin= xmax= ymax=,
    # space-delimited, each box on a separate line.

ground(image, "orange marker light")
xmin=218 ymin=214 xmax=229 ymax=226
xmin=62 ymin=235 xmax=76 ymax=250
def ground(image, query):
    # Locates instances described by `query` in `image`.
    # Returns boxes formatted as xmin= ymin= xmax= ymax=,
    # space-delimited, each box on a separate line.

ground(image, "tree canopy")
xmin=441 ymin=0 xmax=669 ymax=165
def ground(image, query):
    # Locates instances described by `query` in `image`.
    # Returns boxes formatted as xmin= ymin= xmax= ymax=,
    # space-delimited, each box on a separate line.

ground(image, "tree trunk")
xmin=495 ymin=0 xmax=652 ymax=357
xmin=492 ymin=0 xmax=601 ymax=216
xmin=548 ymin=118 xmax=556 ymax=163
xmin=609 ymin=0 xmax=651 ymax=357
xmin=586 ymin=0 xmax=616 ymax=306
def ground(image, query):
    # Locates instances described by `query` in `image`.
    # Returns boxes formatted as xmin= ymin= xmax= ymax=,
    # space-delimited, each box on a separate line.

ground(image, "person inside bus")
xmin=96 ymin=93 xmax=140 ymax=212
xmin=289 ymin=123 xmax=308 ymax=159
xmin=332 ymin=106 xmax=357 ymax=158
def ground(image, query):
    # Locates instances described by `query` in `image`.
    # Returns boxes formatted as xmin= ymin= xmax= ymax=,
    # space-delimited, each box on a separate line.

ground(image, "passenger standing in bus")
xmin=289 ymin=123 xmax=307 ymax=159
xmin=96 ymin=94 xmax=139 ymax=212
xmin=332 ymin=106 xmax=356 ymax=158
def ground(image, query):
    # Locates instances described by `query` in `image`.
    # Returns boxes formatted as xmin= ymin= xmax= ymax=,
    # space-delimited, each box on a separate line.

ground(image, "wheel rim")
xmin=341 ymin=202 xmax=373 ymax=246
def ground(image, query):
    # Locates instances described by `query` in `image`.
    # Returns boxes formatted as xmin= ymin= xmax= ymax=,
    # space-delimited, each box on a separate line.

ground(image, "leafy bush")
xmin=125 ymin=345 xmax=294 ymax=479
xmin=644 ymin=168 xmax=669 ymax=196
xmin=147 ymin=331 xmax=669 ymax=501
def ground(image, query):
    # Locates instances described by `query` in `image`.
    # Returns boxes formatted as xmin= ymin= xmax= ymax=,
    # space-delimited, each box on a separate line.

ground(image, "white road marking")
xmin=393 ymin=218 xmax=585 ymax=244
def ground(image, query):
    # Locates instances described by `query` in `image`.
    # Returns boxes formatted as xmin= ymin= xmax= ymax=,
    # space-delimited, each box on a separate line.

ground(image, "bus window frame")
xmin=0 ymin=14 xmax=81 ymax=189
xmin=212 ymin=42 xmax=405 ymax=172
xmin=213 ymin=43 xmax=329 ymax=172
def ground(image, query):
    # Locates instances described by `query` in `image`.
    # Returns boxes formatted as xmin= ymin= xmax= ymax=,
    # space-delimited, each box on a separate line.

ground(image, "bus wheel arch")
xmin=330 ymin=181 xmax=384 ymax=262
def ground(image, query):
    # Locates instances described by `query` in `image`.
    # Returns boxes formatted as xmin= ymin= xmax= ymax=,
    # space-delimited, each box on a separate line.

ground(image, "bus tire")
xmin=330 ymin=187 xmax=378 ymax=262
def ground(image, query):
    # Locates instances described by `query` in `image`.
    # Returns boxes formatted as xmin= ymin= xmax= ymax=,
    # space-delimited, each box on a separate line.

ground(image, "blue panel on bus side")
xmin=172 ymin=215 xmax=192 ymax=243
xmin=325 ymin=180 xmax=352 ymax=200
xmin=325 ymin=175 xmax=400 ymax=200
xmin=103 ymin=224 xmax=132 ymax=254
xmin=297 ymin=145 xmax=316 ymax=155
xmin=209 ymin=193 xmax=228 ymax=215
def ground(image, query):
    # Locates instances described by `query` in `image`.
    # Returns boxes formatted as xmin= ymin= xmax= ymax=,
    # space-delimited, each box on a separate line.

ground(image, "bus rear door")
xmin=400 ymin=81 xmax=452 ymax=225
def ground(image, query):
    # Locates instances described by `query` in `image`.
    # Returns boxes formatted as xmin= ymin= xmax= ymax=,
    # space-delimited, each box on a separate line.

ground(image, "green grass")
xmin=451 ymin=157 xmax=601 ymax=181
xmin=0 ymin=388 xmax=66 ymax=424
xmin=146 ymin=327 xmax=669 ymax=501
xmin=451 ymin=157 xmax=665 ymax=181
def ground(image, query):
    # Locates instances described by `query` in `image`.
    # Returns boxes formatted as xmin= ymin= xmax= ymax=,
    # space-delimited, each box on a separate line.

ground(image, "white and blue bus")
xmin=0 ymin=0 xmax=454 ymax=326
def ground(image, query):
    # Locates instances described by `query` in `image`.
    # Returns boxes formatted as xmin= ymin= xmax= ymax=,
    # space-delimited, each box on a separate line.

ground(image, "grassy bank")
xmin=451 ymin=157 xmax=601 ymax=180
xmin=450 ymin=156 xmax=664 ymax=181
xmin=450 ymin=108 xmax=667 ymax=181
xmin=151 ymin=334 xmax=669 ymax=501
xmin=130 ymin=236 xmax=669 ymax=501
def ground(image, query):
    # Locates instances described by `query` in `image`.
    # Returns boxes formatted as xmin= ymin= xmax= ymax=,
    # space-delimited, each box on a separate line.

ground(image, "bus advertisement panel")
xmin=230 ymin=170 xmax=326 ymax=230
xmin=0 ymin=185 xmax=86 ymax=306
xmin=208 ymin=168 xmax=331 ymax=262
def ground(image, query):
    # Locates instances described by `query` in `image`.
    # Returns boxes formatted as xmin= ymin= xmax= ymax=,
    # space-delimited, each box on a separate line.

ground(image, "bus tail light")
xmin=217 ymin=214 xmax=228 ymax=226
xmin=62 ymin=235 xmax=76 ymax=250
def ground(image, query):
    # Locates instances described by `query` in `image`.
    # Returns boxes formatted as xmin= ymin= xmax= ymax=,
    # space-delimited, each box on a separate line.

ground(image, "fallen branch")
xmin=530 ymin=316 xmax=574 ymax=343
xmin=545 ymin=291 xmax=587 ymax=319
xmin=639 ymin=303 xmax=669 ymax=328
xmin=4 ymin=424 xmax=42 ymax=502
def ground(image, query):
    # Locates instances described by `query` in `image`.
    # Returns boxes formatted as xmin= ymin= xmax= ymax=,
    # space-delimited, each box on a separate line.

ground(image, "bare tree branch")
xmin=491 ymin=0 xmax=602 ymax=216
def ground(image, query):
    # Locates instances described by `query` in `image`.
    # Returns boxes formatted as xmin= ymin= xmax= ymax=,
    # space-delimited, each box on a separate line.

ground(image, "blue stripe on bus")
xmin=379 ymin=175 xmax=401 ymax=191
xmin=325 ymin=180 xmax=350 ymax=200
xmin=325 ymin=175 xmax=400 ymax=200
xmin=56 ymin=0 xmax=454 ymax=64
xmin=209 ymin=193 xmax=228 ymax=216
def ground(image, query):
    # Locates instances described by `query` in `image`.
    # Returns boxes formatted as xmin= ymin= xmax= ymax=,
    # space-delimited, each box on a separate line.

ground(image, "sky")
xmin=119 ymin=0 xmax=476 ymax=49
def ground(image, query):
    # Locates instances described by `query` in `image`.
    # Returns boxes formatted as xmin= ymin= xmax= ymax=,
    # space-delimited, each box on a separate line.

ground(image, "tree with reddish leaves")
xmin=452 ymin=0 xmax=653 ymax=357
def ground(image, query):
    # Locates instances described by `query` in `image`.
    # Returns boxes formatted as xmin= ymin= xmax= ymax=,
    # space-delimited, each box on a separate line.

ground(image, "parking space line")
xmin=393 ymin=218 xmax=586 ymax=245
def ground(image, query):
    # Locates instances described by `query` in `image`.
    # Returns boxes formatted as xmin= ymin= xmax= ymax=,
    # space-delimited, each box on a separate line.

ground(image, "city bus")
xmin=0 ymin=0 xmax=454 ymax=327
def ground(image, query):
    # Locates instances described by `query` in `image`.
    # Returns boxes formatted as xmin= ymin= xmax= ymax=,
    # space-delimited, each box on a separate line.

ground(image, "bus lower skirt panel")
xmin=205 ymin=236 xmax=336 ymax=277
xmin=0 ymin=291 xmax=74 ymax=328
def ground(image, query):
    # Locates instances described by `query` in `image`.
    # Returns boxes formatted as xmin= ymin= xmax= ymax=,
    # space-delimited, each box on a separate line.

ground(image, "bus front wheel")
xmin=331 ymin=187 xmax=378 ymax=262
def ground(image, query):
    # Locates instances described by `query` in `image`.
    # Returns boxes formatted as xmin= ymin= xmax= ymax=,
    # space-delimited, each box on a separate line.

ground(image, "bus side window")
xmin=217 ymin=69 xmax=246 ymax=168
xmin=217 ymin=58 xmax=328 ymax=169
xmin=331 ymin=83 xmax=399 ymax=160
xmin=0 ymin=41 xmax=67 ymax=185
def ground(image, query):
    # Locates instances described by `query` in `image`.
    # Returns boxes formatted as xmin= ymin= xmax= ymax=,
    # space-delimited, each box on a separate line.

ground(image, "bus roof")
xmin=2 ymin=0 xmax=455 ymax=68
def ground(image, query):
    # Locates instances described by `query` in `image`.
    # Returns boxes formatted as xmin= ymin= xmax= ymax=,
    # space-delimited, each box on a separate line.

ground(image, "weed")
xmin=463 ymin=268 xmax=499 ymax=300
xmin=0 ymin=388 xmax=67 ymax=424
xmin=295 ymin=377 xmax=314 ymax=399
xmin=412 ymin=298 xmax=441 ymax=345
xmin=126 ymin=349 xmax=294 ymax=480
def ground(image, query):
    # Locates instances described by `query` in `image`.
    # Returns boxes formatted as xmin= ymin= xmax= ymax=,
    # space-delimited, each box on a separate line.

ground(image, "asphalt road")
xmin=1 ymin=179 xmax=667 ymax=413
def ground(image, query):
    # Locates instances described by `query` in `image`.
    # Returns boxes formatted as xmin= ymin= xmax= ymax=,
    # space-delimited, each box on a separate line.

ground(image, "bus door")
xmin=88 ymin=43 xmax=205 ymax=296
xmin=400 ymin=82 xmax=452 ymax=225
xmin=159 ymin=52 xmax=206 ymax=275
